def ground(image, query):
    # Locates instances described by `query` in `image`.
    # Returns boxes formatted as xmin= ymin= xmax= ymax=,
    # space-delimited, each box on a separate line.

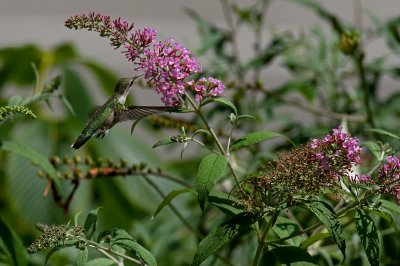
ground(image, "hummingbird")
xmin=71 ymin=76 xmax=176 ymax=149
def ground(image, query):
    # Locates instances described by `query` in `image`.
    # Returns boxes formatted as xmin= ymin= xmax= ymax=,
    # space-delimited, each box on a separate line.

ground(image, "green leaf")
xmin=152 ymin=188 xmax=196 ymax=219
xmin=261 ymin=246 xmax=318 ymax=266
xmin=192 ymin=212 xmax=256 ymax=266
xmin=87 ymin=258 xmax=117 ymax=266
xmin=0 ymin=218 xmax=27 ymax=266
xmin=208 ymin=191 xmax=243 ymax=216
xmin=301 ymin=200 xmax=346 ymax=260
xmin=362 ymin=141 xmax=382 ymax=160
xmin=201 ymin=97 xmax=237 ymax=115
xmin=0 ymin=140 xmax=63 ymax=197
xmin=45 ymin=246 xmax=60 ymax=265
xmin=113 ymin=229 xmax=157 ymax=266
xmin=273 ymin=216 xmax=302 ymax=246
xmin=365 ymin=207 xmax=398 ymax=232
xmin=381 ymin=199 xmax=400 ymax=215
xmin=366 ymin=128 xmax=400 ymax=140
xmin=355 ymin=209 xmax=379 ymax=266
xmin=196 ymin=154 xmax=228 ymax=211
xmin=230 ymin=131 xmax=291 ymax=151
xmin=192 ymin=129 xmax=210 ymax=138
xmin=300 ymin=232 xmax=331 ymax=249
xmin=77 ymin=248 xmax=88 ymax=266
xmin=152 ymin=137 xmax=175 ymax=148
xmin=84 ymin=207 xmax=101 ymax=239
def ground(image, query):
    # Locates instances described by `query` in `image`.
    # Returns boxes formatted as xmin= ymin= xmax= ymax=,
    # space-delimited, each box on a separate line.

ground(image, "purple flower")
xmin=377 ymin=155 xmax=400 ymax=204
xmin=309 ymin=127 xmax=361 ymax=181
xmin=136 ymin=38 xmax=202 ymax=105
xmin=66 ymin=13 xmax=226 ymax=106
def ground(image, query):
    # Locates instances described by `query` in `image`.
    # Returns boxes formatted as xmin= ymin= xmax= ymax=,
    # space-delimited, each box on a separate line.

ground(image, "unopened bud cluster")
xmin=39 ymin=155 xmax=160 ymax=181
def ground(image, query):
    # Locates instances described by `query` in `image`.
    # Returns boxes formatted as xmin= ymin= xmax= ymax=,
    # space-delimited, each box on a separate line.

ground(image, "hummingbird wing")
xmin=114 ymin=106 xmax=177 ymax=123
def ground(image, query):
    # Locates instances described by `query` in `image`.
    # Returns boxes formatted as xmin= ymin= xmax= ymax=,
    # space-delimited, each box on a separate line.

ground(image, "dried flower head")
xmin=240 ymin=127 xmax=362 ymax=212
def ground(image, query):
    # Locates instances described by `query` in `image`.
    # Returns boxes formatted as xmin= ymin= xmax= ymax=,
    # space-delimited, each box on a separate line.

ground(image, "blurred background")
xmin=1 ymin=1 xmax=400 ymax=265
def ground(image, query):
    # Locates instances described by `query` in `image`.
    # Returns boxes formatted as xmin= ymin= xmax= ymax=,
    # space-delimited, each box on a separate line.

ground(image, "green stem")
xmin=354 ymin=53 xmax=375 ymax=128
xmin=82 ymin=238 xmax=141 ymax=265
xmin=186 ymin=95 xmax=243 ymax=189
xmin=253 ymin=211 xmax=280 ymax=266
xmin=142 ymin=174 xmax=202 ymax=238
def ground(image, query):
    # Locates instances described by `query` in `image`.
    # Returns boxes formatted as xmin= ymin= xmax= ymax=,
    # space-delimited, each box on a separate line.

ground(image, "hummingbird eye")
xmin=129 ymin=80 xmax=134 ymax=87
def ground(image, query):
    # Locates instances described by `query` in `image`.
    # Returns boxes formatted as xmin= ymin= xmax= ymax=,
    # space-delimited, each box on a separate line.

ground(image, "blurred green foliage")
xmin=0 ymin=0 xmax=400 ymax=265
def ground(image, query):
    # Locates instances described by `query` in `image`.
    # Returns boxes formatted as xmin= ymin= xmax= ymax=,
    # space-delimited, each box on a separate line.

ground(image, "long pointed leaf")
xmin=196 ymin=154 xmax=228 ymax=212
xmin=302 ymin=200 xmax=346 ymax=260
xmin=192 ymin=212 xmax=256 ymax=266
xmin=355 ymin=209 xmax=379 ymax=266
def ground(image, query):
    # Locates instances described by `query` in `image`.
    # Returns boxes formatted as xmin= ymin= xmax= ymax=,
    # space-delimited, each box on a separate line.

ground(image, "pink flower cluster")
xmin=187 ymin=77 xmax=226 ymax=101
xmin=310 ymin=127 xmax=361 ymax=180
xmin=377 ymin=155 xmax=400 ymax=204
xmin=65 ymin=13 xmax=225 ymax=106
xmin=137 ymin=38 xmax=202 ymax=106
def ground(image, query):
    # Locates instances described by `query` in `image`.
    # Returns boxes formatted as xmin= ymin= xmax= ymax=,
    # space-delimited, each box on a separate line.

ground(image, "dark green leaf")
xmin=84 ymin=207 xmax=101 ymax=239
xmin=302 ymin=200 xmax=346 ymax=259
xmin=87 ymin=258 xmax=117 ymax=266
xmin=152 ymin=137 xmax=175 ymax=148
xmin=0 ymin=218 xmax=27 ymax=266
xmin=0 ymin=140 xmax=63 ymax=197
xmin=192 ymin=212 xmax=256 ymax=266
xmin=97 ymin=230 xmax=112 ymax=243
xmin=152 ymin=188 xmax=196 ymax=219
xmin=230 ymin=131 xmax=290 ymax=151
xmin=113 ymin=229 xmax=157 ymax=266
xmin=208 ymin=191 xmax=243 ymax=216
xmin=355 ymin=209 xmax=379 ymax=266
xmin=77 ymin=247 xmax=88 ymax=266
xmin=261 ymin=246 xmax=318 ymax=266
xmin=366 ymin=128 xmax=400 ymax=140
xmin=196 ymin=154 xmax=228 ymax=211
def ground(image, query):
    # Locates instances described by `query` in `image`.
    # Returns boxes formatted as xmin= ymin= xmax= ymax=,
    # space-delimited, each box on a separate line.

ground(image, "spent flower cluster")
xmin=241 ymin=127 xmax=362 ymax=211
xmin=65 ymin=13 xmax=224 ymax=106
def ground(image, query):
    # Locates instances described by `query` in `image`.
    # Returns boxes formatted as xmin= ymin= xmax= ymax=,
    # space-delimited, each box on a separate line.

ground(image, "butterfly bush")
xmin=65 ymin=13 xmax=224 ymax=106
xmin=241 ymin=127 xmax=362 ymax=211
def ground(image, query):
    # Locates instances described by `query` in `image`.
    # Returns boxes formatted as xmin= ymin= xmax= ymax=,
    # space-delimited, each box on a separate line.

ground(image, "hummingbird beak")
xmin=127 ymin=74 xmax=143 ymax=88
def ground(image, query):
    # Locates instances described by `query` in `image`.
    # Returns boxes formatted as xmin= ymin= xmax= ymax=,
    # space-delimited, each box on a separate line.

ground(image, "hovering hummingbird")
xmin=71 ymin=76 xmax=176 ymax=149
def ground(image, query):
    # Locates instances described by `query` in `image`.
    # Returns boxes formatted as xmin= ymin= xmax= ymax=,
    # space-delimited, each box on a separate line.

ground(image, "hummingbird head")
xmin=113 ymin=76 xmax=139 ymax=104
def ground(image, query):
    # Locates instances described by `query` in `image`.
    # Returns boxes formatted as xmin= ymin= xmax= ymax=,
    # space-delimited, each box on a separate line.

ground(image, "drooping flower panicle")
xmin=65 ymin=13 xmax=224 ymax=106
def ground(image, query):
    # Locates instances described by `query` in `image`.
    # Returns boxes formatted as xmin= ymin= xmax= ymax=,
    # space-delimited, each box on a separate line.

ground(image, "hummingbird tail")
xmin=71 ymin=134 xmax=91 ymax=149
